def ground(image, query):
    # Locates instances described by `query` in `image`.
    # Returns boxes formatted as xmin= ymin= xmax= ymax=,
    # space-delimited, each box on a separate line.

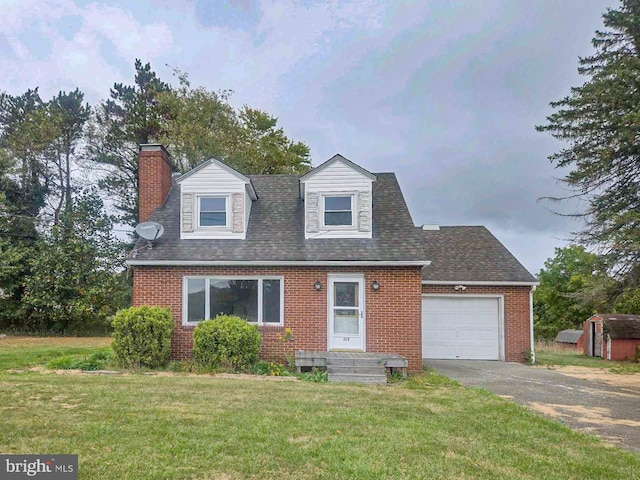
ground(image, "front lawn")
xmin=0 ymin=336 xmax=111 ymax=370
xmin=1 ymin=337 xmax=639 ymax=478
xmin=1 ymin=373 xmax=639 ymax=479
xmin=535 ymin=348 xmax=640 ymax=374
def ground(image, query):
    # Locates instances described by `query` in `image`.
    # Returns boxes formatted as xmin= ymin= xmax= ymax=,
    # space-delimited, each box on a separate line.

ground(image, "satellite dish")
xmin=135 ymin=222 xmax=164 ymax=241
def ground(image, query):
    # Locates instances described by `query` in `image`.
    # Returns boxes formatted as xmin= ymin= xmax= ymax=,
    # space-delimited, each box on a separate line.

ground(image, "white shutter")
xmin=306 ymin=192 xmax=319 ymax=233
xmin=231 ymin=193 xmax=244 ymax=233
xmin=357 ymin=191 xmax=371 ymax=232
xmin=182 ymin=193 xmax=194 ymax=232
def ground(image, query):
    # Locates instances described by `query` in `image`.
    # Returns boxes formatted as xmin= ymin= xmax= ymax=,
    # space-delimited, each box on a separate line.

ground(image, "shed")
xmin=554 ymin=329 xmax=584 ymax=350
xmin=582 ymin=314 xmax=640 ymax=361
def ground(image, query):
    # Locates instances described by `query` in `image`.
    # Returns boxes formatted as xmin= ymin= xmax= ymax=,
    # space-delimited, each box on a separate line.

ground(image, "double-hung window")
xmin=184 ymin=277 xmax=283 ymax=326
xmin=323 ymin=195 xmax=353 ymax=227
xmin=199 ymin=196 xmax=227 ymax=227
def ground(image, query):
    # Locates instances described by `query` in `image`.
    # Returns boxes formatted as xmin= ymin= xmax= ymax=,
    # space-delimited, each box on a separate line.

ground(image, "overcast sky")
xmin=0 ymin=0 xmax=618 ymax=274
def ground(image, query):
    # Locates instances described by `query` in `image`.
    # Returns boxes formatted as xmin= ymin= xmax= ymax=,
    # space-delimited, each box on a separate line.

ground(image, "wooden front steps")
xmin=295 ymin=351 xmax=408 ymax=384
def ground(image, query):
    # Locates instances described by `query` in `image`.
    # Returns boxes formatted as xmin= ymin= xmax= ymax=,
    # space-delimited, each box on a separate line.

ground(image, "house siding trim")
xmin=127 ymin=260 xmax=431 ymax=267
xmin=421 ymin=280 xmax=539 ymax=286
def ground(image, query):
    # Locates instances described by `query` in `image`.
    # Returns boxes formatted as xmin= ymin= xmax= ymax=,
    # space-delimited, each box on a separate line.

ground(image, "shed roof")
xmin=592 ymin=314 xmax=640 ymax=340
xmin=554 ymin=329 xmax=583 ymax=344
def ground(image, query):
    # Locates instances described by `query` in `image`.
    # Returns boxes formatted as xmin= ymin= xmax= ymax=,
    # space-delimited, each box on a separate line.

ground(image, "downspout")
xmin=530 ymin=286 xmax=536 ymax=364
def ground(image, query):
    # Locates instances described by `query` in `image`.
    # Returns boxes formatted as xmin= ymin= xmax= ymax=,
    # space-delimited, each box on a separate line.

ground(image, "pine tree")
xmin=537 ymin=0 xmax=640 ymax=281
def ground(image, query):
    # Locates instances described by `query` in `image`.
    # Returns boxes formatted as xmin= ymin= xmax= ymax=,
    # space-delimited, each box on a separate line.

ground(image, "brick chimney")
xmin=138 ymin=144 xmax=173 ymax=223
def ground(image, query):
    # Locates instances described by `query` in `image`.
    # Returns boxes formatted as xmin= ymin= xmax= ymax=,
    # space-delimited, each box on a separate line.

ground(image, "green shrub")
xmin=46 ymin=351 xmax=111 ymax=371
xmin=111 ymin=306 xmax=174 ymax=368
xmin=523 ymin=349 xmax=535 ymax=365
xmin=192 ymin=315 xmax=261 ymax=370
xmin=252 ymin=360 xmax=290 ymax=376
xmin=298 ymin=367 xmax=328 ymax=383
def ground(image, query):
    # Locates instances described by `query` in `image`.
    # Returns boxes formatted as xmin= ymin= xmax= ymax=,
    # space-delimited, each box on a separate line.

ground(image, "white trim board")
xmin=175 ymin=157 xmax=258 ymax=200
xmin=421 ymin=293 xmax=505 ymax=361
xmin=422 ymin=280 xmax=539 ymax=286
xmin=129 ymin=260 xmax=431 ymax=267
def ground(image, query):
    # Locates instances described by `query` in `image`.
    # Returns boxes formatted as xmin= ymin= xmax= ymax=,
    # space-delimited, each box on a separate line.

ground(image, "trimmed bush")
xmin=193 ymin=315 xmax=261 ymax=370
xmin=111 ymin=306 xmax=174 ymax=368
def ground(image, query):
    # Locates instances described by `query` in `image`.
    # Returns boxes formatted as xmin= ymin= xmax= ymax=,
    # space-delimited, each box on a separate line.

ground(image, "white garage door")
xmin=422 ymin=296 xmax=501 ymax=360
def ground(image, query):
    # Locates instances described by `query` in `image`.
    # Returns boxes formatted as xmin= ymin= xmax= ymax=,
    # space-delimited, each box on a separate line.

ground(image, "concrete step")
xmin=328 ymin=373 xmax=387 ymax=384
xmin=326 ymin=365 xmax=386 ymax=375
xmin=325 ymin=358 xmax=384 ymax=367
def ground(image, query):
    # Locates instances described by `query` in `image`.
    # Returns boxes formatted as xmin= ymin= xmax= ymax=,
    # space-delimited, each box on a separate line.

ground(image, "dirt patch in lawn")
xmin=528 ymin=402 xmax=640 ymax=428
xmin=145 ymin=371 xmax=298 ymax=382
xmin=539 ymin=365 xmax=640 ymax=391
xmin=0 ymin=336 xmax=111 ymax=349
xmin=18 ymin=367 xmax=299 ymax=382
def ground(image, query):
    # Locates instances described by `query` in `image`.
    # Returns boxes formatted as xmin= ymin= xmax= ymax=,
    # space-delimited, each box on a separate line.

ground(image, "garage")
xmin=422 ymin=296 xmax=502 ymax=360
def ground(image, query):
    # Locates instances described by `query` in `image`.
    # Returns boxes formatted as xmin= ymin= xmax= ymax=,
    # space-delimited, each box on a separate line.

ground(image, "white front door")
xmin=328 ymin=275 xmax=365 ymax=351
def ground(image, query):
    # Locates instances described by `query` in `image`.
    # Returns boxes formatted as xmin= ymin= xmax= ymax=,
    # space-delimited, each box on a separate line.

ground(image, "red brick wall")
xmin=132 ymin=265 xmax=423 ymax=371
xmin=138 ymin=145 xmax=173 ymax=223
xmin=421 ymin=285 xmax=533 ymax=362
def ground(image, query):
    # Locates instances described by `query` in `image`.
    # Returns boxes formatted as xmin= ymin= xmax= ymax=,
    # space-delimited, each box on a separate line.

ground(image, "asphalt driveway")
xmin=425 ymin=360 xmax=640 ymax=453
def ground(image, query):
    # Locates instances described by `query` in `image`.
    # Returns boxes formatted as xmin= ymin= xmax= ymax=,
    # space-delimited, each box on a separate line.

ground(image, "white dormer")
xmin=176 ymin=159 xmax=257 ymax=240
xmin=300 ymin=154 xmax=377 ymax=239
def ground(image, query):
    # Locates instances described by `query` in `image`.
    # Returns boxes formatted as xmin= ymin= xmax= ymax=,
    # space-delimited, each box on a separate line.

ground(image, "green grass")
xmin=0 ymin=336 xmax=111 ymax=370
xmin=1 ymin=337 xmax=638 ymax=478
xmin=535 ymin=350 xmax=640 ymax=374
xmin=0 ymin=371 xmax=638 ymax=479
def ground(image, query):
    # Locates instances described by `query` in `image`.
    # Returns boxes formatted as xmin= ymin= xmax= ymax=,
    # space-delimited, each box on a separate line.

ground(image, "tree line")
xmin=535 ymin=1 xmax=640 ymax=338
xmin=0 ymin=60 xmax=311 ymax=334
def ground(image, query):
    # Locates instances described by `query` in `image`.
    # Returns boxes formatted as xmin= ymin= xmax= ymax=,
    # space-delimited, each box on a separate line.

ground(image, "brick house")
xmin=128 ymin=145 xmax=537 ymax=372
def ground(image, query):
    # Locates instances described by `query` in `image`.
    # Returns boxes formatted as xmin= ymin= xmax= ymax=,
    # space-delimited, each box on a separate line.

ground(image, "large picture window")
xmin=184 ymin=277 xmax=283 ymax=325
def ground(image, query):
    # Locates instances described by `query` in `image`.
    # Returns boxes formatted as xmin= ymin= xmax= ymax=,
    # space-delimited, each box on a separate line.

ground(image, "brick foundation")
xmin=132 ymin=265 xmax=423 ymax=371
xmin=421 ymin=285 xmax=533 ymax=362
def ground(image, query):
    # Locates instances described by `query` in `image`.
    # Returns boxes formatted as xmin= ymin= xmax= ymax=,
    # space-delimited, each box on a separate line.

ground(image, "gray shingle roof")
xmin=595 ymin=314 xmax=640 ymax=339
xmin=555 ymin=329 xmax=584 ymax=344
xmin=420 ymin=226 xmax=537 ymax=283
xmin=130 ymin=173 xmax=427 ymax=264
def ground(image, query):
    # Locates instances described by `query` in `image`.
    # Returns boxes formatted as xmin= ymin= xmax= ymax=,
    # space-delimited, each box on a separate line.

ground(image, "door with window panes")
xmin=328 ymin=274 xmax=365 ymax=351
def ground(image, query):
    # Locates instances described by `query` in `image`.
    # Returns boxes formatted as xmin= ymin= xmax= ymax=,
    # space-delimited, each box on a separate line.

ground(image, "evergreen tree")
xmin=48 ymin=89 xmax=91 ymax=222
xmin=88 ymin=59 xmax=172 ymax=226
xmin=537 ymin=0 xmax=640 ymax=281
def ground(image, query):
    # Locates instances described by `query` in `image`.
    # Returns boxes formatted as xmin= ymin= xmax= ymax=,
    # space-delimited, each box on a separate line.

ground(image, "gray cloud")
xmin=1 ymin=0 xmax=618 ymax=273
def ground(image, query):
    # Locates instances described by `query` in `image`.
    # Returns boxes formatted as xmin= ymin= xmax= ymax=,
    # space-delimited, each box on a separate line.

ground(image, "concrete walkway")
xmin=425 ymin=360 xmax=640 ymax=453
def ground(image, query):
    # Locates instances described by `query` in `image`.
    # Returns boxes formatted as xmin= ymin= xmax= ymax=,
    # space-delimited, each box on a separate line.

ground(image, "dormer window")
xmin=199 ymin=196 xmax=227 ymax=227
xmin=323 ymin=195 xmax=353 ymax=227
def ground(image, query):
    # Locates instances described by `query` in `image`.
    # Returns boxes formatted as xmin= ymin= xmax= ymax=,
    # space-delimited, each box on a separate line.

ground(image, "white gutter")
xmin=127 ymin=260 xmax=431 ymax=267
xmin=422 ymin=280 xmax=540 ymax=286
xmin=530 ymin=285 xmax=536 ymax=364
